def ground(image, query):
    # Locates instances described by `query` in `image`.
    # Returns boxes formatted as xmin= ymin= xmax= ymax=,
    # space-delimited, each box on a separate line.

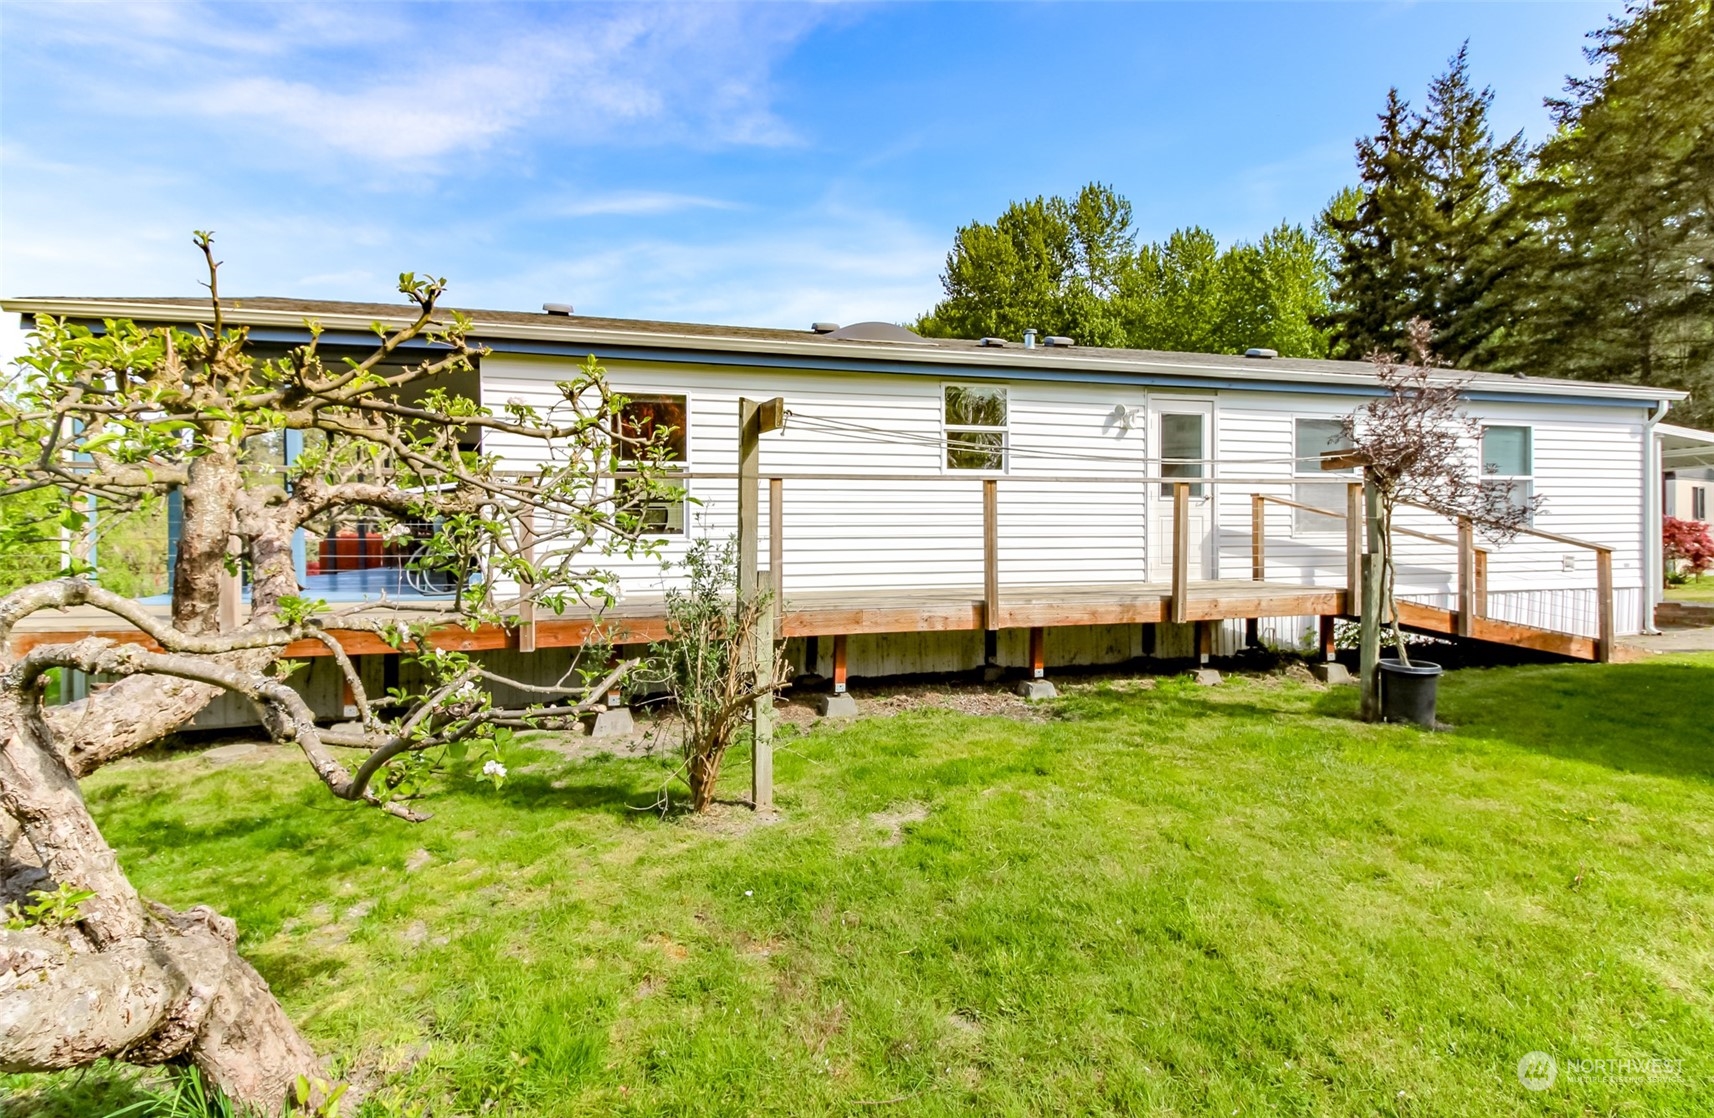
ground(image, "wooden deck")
xmin=4 ymin=578 xmax=1601 ymax=662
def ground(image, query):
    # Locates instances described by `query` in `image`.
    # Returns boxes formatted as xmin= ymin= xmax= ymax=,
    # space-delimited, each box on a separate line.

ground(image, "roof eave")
xmin=2 ymin=296 xmax=1686 ymax=407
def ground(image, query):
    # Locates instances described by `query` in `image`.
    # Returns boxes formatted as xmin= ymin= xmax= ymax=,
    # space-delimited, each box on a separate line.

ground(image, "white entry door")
xmin=1147 ymin=402 xmax=1215 ymax=584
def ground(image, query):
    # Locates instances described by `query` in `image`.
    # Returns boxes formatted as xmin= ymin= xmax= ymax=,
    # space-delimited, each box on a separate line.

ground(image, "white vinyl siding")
xmin=481 ymin=354 xmax=1654 ymax=658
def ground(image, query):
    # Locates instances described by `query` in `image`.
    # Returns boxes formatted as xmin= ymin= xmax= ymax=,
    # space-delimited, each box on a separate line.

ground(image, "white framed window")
xmin=611 ymin=392 xmax=689 ymax=535
xmin=1481 ymin=425 xmax=1533 ymax=522
xmin=943 ymin=384 xmax=1007 ymax=471
xmin=1693 ymin=485 xmax=1707 ymax=522
xmin=1293 ymin=417 xmax=1356 ymax=534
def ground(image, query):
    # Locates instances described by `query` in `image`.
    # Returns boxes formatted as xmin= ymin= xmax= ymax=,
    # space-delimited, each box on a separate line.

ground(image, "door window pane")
xmin=1160 ymin=413 xmax=1204 ymax=497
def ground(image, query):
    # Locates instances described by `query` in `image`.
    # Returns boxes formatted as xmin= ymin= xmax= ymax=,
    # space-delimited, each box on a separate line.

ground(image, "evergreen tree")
xmin=1321 ymin=47 xmax=1524 ymax=367
xmin=1321 ymin=89 xmax=1427 ymax=359
xmin=1495 ymin=0 xmax=1714 ymax=422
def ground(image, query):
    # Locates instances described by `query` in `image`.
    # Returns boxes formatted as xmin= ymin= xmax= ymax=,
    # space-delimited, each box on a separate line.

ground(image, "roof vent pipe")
xmin=1023 ymin=329 xmax=1037 ymax=349
xmin=1244 ymin=347 xmax=1278 ymax=359
xmin=811 ymin=321 xmax=839 ymax=334
xmin=543 ymin=303 xmax=574 ymax=316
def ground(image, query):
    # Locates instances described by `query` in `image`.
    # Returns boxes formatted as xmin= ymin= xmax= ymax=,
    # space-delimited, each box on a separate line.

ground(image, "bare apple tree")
xmin=0 ymin=234 xmax=676 ymax=1109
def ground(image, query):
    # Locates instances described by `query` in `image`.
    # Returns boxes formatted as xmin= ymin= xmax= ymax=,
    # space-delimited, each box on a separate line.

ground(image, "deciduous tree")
xmin=0 ymin=235 xmax=674 ymax=1110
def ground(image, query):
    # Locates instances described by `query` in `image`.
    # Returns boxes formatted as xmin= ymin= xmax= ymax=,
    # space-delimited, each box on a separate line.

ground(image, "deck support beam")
xmin=1171 ymin=482 xmax=1190 ymax=625
xmin=515 ymin=505 xmax=537 ymax=653
xmin=738 ymin=398 xmax=784 ymax=811
xmin=831 ymin=633 xmax=848 ymax=694
xmin=1596 ymin=550 xmax=1614 ymax=663
xmin=1358 ymin=478 xmax=1383 ymax=721
xmin=1028 ymin=627 xmax=1046 ymax=680
xmin=983 ymin=478 xmax=1000 ymax=630
xmin=1318 ymin=615 xmax=1336 ymax=662
xmin=1346 ymin=482 xmax=1364 ymax=604
xmin=1250 ymin=493 xmax=1265 ymax=581
xmin=752 ymin=580 xmax=776 ymax=811
xmin=769 ymin=477 xmax=784 ymax=640
xmin=1456 ymin=517 xmax=1476 ymax=638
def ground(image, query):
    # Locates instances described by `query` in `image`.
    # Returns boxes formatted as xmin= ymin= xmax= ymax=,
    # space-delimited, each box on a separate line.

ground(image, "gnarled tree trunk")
xmin=0 ymin=680 xmax=322 ymax=1110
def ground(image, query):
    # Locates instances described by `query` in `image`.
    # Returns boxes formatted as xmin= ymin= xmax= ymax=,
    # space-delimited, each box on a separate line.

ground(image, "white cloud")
xmin=483 ymin=203 xmax=947 ymax=329
xmin=552 ymin=192 xmax=741 ymax=218
xmin=7 ymin=1 xmax=824 ymax=168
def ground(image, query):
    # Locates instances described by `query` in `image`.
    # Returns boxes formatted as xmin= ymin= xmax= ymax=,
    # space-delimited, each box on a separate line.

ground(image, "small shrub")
xmin=650 ymin=537 xmax=788 ymax=811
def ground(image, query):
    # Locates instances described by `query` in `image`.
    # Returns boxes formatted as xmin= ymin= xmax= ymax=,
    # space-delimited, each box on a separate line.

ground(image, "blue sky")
xmin=0 ymin=1 xmax=1623 ymax=360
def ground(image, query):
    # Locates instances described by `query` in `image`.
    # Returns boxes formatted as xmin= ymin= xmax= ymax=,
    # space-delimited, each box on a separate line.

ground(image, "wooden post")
xmin=1171 ymin=482 xmax=1190 ymax=625
xmin=1346 ymin=481 xmax=1364 ymax=612
xmin=1358 ymin=477 xmax=1384 ymax=720
xmin=218 ymin=533 xmax=241 ymax=633
xmin=752 ymin=570 xmax=776 ymax=812
xmin=1028 ymin=627 xmax=1046 ymax=679
xmin=1596 ymin=549 xmax=1614 ymax=663
xmin=1195 ymin=619 xmax=1214 ymax=664
xmin=1319 ymin=615 xmax=1336 ymax=662
xmin=737 ymin=398 xmax=784 ymax=811
xmin=737 ymin=399 xmax=761 ymax=600
xmin=1474 ymin=550 xmax=1488 ymax=618
xmin=1248 ymin=492 xmax=1265 ymax=645
xmin=769 ymin=476 xmax=784 ymax=640
xmin=516 ymin=505 xmax=537 ymax=653
xmin=1250 ymin=493 xmax=1265 ymax=582
xmin=831 ymin=633 xmax=849 ymax=694
xmin=983 ymin=478 xmax=1000 ymax=631
xmin=1456 ymin=517 xmax=1475 ymax=638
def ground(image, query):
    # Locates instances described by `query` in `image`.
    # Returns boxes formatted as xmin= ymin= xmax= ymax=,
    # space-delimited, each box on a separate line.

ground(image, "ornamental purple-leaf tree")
xmin=1342 ymin=318 xmax=1540 ymax=666
xmin=0 ymin=235 xmax=676 ymax=1109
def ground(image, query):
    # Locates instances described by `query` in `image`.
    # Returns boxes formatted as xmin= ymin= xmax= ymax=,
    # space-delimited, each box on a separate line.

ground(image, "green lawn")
xmin=9 ymin=656 xmax=1714 ymax=1117
xmin=1665 ymin=577 xmax=1714 ymax=602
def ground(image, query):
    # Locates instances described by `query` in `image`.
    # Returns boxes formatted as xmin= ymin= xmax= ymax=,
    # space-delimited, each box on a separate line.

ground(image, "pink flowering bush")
xmin=1663 ymin=516 xmax=1714 ymax=577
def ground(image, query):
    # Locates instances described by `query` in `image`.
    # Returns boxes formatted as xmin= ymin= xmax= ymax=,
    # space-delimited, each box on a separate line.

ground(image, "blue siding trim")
xmin=187 ymin=324 xmax=1657 ymax=412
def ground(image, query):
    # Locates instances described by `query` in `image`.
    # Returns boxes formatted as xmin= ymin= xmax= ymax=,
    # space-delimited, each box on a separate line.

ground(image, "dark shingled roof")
xmin=1 ymin=294 xmax=1684 ymax=402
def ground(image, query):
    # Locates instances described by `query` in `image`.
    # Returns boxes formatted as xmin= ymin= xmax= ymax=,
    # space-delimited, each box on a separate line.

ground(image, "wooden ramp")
xmin=1395 ymin=601 xmax=1601 ymax=661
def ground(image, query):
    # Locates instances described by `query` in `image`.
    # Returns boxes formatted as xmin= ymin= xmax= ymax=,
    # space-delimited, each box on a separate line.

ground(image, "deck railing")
xmin=581 ymin=468 xmax=1619 ymax=662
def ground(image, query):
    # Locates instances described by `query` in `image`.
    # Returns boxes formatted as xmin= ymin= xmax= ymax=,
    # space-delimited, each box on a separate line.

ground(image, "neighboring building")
xmin=1 ymin=296 xmax=1687 ymax=723
xmin=1660 ymin=423 xmax=1714 ymax=525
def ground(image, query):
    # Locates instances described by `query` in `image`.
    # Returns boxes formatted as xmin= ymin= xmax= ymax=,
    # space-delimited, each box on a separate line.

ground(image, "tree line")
xmin=917 ymin=0 xmax=1713 ymax=424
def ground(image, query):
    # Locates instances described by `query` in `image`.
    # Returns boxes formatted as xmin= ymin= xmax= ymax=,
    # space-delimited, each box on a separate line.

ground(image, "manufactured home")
xmin=1 ymin=296 xmax=1685 ymax=724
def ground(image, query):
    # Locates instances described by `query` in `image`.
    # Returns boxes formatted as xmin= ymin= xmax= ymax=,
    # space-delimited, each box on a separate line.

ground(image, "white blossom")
xmin=482 ymin=760 xmax=507 ymax=779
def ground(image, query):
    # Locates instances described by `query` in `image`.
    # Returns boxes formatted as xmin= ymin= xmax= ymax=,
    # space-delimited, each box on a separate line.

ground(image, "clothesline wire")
xmin=783 ymin=411 xmax=1349 ymax=471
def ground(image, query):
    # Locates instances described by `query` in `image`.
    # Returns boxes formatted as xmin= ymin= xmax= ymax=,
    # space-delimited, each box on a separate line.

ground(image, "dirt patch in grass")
xmin=675 ymin=799 xmax=784 ymax=836
xmin=868 ymin=802 xmax=930 ymax=846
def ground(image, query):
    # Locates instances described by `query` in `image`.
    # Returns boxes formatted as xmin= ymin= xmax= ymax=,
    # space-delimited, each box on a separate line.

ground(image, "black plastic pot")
xmin=1379 ymin=658 xmax=1442 ymax=728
